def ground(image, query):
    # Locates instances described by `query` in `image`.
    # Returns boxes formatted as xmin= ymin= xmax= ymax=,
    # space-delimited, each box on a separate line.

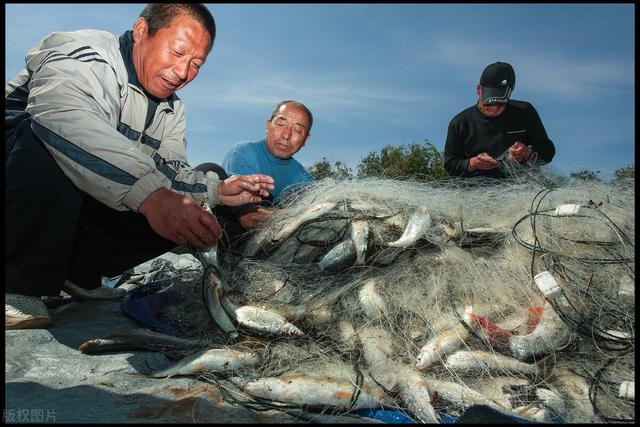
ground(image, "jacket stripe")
xmin=153 ymin=153 xmax=208 ymax=193
xmin=141 ymin=133 xmax=161 ymax=150
xmin=42 ymin=46 xmax=109 ymax=66
xmin=117 ymin=122 xmax=141 ymax=141
xmin=32 ymin=120 xmax=138 ymax=186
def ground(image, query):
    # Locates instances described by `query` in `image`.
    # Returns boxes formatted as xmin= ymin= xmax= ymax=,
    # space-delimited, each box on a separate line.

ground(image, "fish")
xmin=194 ymin=202 xmax=238 ymax=339
xmin=368 ymin=212 xmax=407 ymax=246
xmin=415 ymin=307 xmax=475 ymax=372
xmin=472 ymin=377 xmax=531 ymax=410
xmin=393 ymin=363 xmax=439 ymax=423
xmin=318 ymin=239 xmax=356 ymax=272
xmin=331 ymin=320 xmax=358 ymax=354
xmin=535 ymin=388 xmax=566 ymax=421
xmin=357 ymin=326 xmax=396 ymax=369
xmin=230 ymin=374 xmax=389 ymax=411
xmin=220 ymin=298 xmax=304 ymax=337
xmin=203 ymin=266 xmax=239 ymax=339
xmin=350 ymin=219 xmax=370 ymax=265
xmin=357 ymin=278 xmax=388 ymax=319
xmin=512 ymin=387 xmax=567 ymax=422
xmin=440 ymin=220 xmax=463 ymax=240
xmin=509 ymin=301 xmax=573 ymax=362
xmin=272 ymin=201 xmax=337 ymax=244
xmin=513 ymin=404 xmax=551 ymax=422
xmin=443 ymin=350 xmax=551 ymax=378
xmin=424 ymin=378 xmax=509 ymax=411
xmin=550 ymin=368 xmax=599 ymax=422
xmin=493 ymin=305 xmax=545 ymax=335
xmin=241 ymin=202 xmax=337 ymax=257
xmin=194 ymin=202 xmax=220 ymax=268
xmin=147 ymin=347 xmax=260 ymax=378
xmin=299 ymin=305 xmax=333 ymax=329
xmin=466 ymin=311 xmax=514 ymax=350
xmin=386 ymin=206 xmax=431 ymax=247
xmin=79 ymin=329 xmax=212 ymax=354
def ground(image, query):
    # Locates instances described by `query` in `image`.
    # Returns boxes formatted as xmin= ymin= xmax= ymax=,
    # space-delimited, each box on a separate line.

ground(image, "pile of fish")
xmin=80 ymin=178 xmax=635 ymax=423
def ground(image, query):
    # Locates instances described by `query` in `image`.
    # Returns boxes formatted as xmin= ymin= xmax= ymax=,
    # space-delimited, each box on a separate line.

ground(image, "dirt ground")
xmin=4 ymin=296 xmax=379 ymax=424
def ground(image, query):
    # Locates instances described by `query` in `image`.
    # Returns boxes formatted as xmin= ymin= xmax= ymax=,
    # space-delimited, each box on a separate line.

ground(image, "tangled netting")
xmin=143 ymin=171 xmax=635 ymax=423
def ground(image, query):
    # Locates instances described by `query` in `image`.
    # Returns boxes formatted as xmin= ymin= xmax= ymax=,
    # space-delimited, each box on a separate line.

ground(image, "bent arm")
xmin=444 ymin=121 xmax=475 ymax=177
xmin=527 ymin=105 xmax=555 ymax=164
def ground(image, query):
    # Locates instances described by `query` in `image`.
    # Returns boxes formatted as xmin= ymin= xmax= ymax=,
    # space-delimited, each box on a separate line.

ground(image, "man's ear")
xmin=476 ymin=84 xmax=482 ymax=97
xmin=133 ymin=17 xmax=148 ymax=43
xmin=265 ymin=120 xmax=271 ymax=133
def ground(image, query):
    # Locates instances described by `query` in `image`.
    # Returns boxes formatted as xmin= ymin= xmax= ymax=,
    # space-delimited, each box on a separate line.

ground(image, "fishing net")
xmin=125 ymin=170 xmax=635 ymax=423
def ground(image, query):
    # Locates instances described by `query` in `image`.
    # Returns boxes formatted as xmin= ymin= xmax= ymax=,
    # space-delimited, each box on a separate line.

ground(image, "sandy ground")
xmin=4 ymin=297 xmax=379 ymax=424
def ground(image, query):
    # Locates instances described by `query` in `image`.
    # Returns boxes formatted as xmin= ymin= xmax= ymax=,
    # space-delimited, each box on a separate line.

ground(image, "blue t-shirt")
xmin=222 ymin=139 xmax=314 ymax=205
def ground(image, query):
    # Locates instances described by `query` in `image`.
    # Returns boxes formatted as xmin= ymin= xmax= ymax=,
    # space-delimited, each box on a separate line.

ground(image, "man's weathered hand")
xmin=238 ymin=206 xmax=274 ymax=229
xmin=508 ymin=142 xmax=533 ymax=162
xmin=469 ymin=152 xmax=498 ymax=171
xmin=139 ymin=188 xmax=222 ymax=251
xmin=217 ymin=174 xmax=275 ymax=206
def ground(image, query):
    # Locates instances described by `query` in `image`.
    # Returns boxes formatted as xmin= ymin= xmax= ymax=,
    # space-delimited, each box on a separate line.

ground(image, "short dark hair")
xmin=270 ymin=100 xmax=313 ymax=132
xmin=139 ymin=4 xmax=216 ymax=52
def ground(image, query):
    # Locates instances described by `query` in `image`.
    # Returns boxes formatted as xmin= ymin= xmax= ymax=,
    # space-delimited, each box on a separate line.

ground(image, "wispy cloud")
xmin=414 ymin=38 xmax=634 ymax=101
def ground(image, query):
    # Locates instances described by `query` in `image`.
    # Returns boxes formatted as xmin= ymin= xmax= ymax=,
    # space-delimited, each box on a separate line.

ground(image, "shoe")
xmin=62 ymin=280 xmax=126 ymax=301
xmin=5 ymin=293 xmax=53 ymax=330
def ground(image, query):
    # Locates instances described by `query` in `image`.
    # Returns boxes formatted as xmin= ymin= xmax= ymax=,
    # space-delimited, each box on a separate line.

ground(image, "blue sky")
xmin=5 ymin=3 xmax=635 ymax=180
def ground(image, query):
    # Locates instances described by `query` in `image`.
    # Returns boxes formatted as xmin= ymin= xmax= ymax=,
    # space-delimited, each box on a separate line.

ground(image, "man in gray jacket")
xmin=5 ymin=4 xmax=274 ymax=329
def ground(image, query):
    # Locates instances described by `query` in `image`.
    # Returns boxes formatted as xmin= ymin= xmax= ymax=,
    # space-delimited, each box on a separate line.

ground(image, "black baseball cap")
xmin=479 ymin=62 xmax=515 ymax=105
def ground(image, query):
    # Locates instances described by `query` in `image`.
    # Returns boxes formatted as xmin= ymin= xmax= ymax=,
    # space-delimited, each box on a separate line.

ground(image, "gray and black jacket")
xmin=5 ymin=29 xmax=221 ymax=211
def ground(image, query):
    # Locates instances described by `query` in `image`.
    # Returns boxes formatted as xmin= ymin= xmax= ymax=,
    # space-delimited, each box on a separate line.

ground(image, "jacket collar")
xmin=118 ymin=30 xmax=176 ymax=110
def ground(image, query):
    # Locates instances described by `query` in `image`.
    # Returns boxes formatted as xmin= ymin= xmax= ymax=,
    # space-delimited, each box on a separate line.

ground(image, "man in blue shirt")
xmin=218 ymin=100 xmax=314 ymax=239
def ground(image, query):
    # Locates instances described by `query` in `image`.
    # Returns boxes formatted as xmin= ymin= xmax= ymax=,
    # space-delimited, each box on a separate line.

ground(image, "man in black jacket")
xmin=444 ymin=62 xmax=555 ymax=178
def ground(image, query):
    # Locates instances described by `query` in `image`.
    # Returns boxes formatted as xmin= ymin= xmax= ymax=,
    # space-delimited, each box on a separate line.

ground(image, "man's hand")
xmin=469 ymin=152 xmax=498 ymax=172
xmin=508 ymin=142 xmax=533 ymax=162
xmin=139 ymin=188 xmax=222 ymax=251
xmin=238 ymin=206 xmax=275 ymax=229
xmin=218 ymin=174 xmax=275 ymax=206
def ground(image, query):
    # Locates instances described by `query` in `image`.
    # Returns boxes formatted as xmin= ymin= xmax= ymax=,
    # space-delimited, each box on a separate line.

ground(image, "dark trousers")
xmin=5 ymin=117 xmax=176 ymax=296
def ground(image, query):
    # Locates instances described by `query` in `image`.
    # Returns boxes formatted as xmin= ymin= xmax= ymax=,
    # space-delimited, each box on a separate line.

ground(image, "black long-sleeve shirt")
xmin=444 ymin=100 xmax=555 ymax=178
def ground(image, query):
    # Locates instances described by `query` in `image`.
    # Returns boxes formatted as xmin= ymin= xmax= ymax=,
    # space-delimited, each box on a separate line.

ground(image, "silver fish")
xmin=148 ymin=347 xmax=260 ymax=378
xmin=472 ymin=377 xmax=531 ymax=410
xmin=424 ymin=378 xmax=508 ymax=411
xmin=368 ymin=212 xmax=407 ymax=246
xmin=221 ymin=299 xmax=304 ymax=337
xmin=230 ymin=374 xmax=388 ymax=410
xmin=444 ymin=350 xmax=546 ymax=377
xmin=509 ymin=301 xmax=573 ymax=362
xmin=357 ymin=326 xmax=396 ymax=369
xmin=195 ymin=202 xmax=220 ymax=268
xmin=196 ymin=202 xmax=238 ymax=338
xmin=358 ymin=278 xmax=388 ymax=319
xmin=551 ymin=368 xmax=599 ymax=422
xmin=79 ymin=329 xmax=211 ymax=354
xmin=386 ymin=206 xmax=431 ymax=247
xmin=272 ymin=201 xmax=337 ymax=243
xmin=203 ymin=266 xmax=238 ymax=338
xmin=319 ymin=238 xmax=356 ymax=272
xmin=350 ymin=219 xmax=370 ymax=265
xmin=415 ymin=307 xmax=474 ymax=372
xmin=393 ymin=363 xmax=439 ymax=423
xmin=243 ymin=201 xmax=337 ymax=257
